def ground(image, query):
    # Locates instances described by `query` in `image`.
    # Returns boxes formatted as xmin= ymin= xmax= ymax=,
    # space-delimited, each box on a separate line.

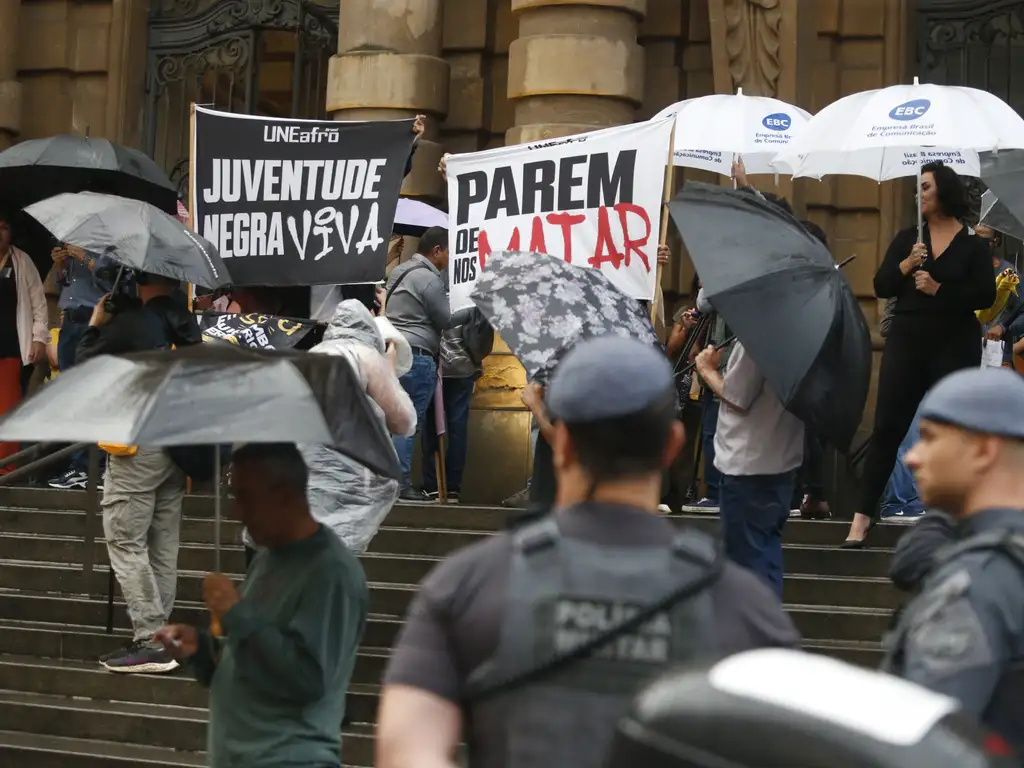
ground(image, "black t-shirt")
xmin=0 ymin=259 xmax=20 ymax=359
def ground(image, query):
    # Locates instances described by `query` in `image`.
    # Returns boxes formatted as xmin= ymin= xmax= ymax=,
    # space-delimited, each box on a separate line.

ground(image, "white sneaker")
xmin=657 ymin=504 xmax=672 ymax=515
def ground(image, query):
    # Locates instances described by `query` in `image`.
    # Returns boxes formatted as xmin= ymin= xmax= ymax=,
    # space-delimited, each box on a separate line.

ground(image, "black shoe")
xmin=840 ymin=517 xmax=878 ymax=549
xmin=501 ymin=487 xmax=530 ymax=509
xmin=99 ymin=639 xmax=144 ymax=665
xmin=423 ymin=491 xmax=460 ymax=504
xmin=102 ymin=643 xmax=179 ymax=674
xmin=48 ymin=469 xmax=88 ymax=490
xmin=399 ymin=488 xmax=433 ymax=503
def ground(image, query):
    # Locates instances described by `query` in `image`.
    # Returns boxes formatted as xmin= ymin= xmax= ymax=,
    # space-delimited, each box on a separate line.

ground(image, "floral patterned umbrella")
xmin=469 ymin=250 xmax=660 ymax=382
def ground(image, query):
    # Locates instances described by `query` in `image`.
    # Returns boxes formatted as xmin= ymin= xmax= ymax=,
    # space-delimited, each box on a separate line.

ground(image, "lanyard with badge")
xmin=0 ymin=250 xmax=11 ymax=280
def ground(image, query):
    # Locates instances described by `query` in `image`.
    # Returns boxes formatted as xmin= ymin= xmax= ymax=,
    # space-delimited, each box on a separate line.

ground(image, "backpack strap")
xmin=934 ymin=529 xmax=1024 ymax=579
xmin=386 ymin=263 xmax=429 ymax=305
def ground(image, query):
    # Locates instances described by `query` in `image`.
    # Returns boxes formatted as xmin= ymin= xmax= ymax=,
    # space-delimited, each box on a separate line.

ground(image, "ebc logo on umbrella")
xmin=889 ymin=99 xmax=931 ymax=121
xmin=762 ymin=113 xmax=791 ymax=131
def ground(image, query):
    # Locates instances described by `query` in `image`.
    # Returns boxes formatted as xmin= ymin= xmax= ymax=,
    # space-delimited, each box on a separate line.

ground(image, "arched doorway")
xmin=144 ymin=0 xmax=339 ymax=199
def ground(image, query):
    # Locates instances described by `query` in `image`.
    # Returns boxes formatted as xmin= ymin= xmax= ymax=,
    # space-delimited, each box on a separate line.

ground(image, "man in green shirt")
xmin=156 ymin=443 xmax=369 ymax=768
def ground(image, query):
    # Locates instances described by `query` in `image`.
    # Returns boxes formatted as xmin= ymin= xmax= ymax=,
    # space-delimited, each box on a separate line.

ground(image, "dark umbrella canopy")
xmin=0 ymin=135 xmax=177 ymax=213
xmin=25 ymin=192 xmax=231 ymax=289
xmin=668 ymin=182 xmax=871 ymax=451
xmin=469 ymin=250 xmax=660 ymax=382
xmin=0 ymin=344 xmax=400 ymax=481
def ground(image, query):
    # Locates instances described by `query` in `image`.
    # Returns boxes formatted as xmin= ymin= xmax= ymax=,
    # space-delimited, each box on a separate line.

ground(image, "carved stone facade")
xmin=7 ymin=0 xmax=927 ymax=500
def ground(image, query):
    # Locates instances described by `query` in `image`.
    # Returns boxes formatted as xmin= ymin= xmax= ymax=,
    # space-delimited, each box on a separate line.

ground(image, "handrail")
xmin=0 ymin=442 xmax=57 ymax=472
xmin=0 ymin=443 xmax=89 ymax=487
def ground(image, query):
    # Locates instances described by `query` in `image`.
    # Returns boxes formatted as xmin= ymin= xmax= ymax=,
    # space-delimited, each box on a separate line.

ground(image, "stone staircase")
xmin=0 ymin=486 xmax=907 ymax=766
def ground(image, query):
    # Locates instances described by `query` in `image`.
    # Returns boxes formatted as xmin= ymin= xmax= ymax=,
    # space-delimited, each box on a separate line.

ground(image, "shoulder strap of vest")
xmin=511 ymin=515 xmax=560 ymax=555
xmin=935 ymin=529 xmax=1024 ymax=578
xmin=465 ymin=529 xmax=725 ymax=705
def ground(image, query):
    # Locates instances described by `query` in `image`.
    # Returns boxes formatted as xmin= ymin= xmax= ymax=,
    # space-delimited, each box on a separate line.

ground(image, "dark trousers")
xmin=421 ymin=376 xmax=475 ymax=494
xmin=720 ymin=470 xmax=796 ymax=599
xmin=529 ymin=434 xmax=557 ymax=513
xmin=795 ymin=429 xmax=826 ymax=506
xmin=860 ymin=316 xmax=981 ymax=519
xmin=57 ymin=316 xmax=90 ymax=474
xmin=700 ymin=395 xmax=721 ymax=502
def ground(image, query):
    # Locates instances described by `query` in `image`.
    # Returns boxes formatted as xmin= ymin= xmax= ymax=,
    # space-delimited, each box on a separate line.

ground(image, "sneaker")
xmin=48 ymin=469 xmax=88 ymax=490
xmin=99 ymin=639 xmax=144 ymax=665
xmin=102 ymin=643 xmax=179 ymax=674
xmin=682 ymin=498 xmax=719 ymax=514
xmin=890 ymin=507 xmax=927 ymax=521
xmin=501 ymin=487 xmax=530 ymax=509
xmin=399 ymin=488 xmax=435 ymax=503
xmin=421 ymin=491 xmax=459 ymax=504
xmin=657 ymin=504 xmax=672 ymax=515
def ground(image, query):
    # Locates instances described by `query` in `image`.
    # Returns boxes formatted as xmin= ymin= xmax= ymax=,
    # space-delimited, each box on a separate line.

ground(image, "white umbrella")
xmin=774 ymin=78 xmax=1024 ymax=236
xmin=653 ymin=89 xmax=812 ymax=178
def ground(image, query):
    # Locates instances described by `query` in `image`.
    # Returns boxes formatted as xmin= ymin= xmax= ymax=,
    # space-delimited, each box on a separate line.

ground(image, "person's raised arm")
xmin=874 ymin=229 xmax=919 ymax=299
xmin=214 ymin=568 xmax=364 ymax=705
xmin=364 ymin=347 xmax=417 ymax=436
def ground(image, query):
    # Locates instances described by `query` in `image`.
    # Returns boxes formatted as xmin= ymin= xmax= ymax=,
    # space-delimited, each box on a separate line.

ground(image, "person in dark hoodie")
xmin=78 ymin=270 xmax=203 ymax=675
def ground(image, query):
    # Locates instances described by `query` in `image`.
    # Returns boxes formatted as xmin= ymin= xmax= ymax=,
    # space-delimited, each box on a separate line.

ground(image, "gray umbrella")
xmin=980 ymin=150 xmax=1024 ymax=243
xmin=0 ymin=134 xmax=177 ymax=213
xmin=25 ymin=191 xmax=231 ymax=289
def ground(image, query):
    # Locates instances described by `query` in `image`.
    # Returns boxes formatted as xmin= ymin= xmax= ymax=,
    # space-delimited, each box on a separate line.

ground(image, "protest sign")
xmin=446 ymin=119 xmax=674 ymax=312
xmin=190 ymin=106 xmax=415 ymax=286
xmin=199 ymin=312 xmax=315 ymax=350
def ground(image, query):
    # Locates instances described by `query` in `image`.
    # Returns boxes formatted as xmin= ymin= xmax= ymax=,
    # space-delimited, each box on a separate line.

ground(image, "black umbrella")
xmin=25 ymin=192 xmax=231 ymax=289
xmin=0 ymin=134 xmax=177 ymax=214
xmin=469 ymin=250 xmax=660 ymax=381
xmin=8 ymin=208 xmax=61 ymax=279
xmin=668 ymin=182 xmax=871 ymax=451
xmin=0 ymin=343 xmax=399 ymax=481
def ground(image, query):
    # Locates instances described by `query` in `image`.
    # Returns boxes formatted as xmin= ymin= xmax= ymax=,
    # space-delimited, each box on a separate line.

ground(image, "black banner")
xmin=191 ymin=107 xmax=416 ymax=286
xmin=199 ymin=312 xmax=315 ymax=350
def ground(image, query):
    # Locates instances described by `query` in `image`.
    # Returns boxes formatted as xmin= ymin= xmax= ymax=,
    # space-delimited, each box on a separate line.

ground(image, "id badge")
xmin=0 ymin=266 xmax=11 ymax=279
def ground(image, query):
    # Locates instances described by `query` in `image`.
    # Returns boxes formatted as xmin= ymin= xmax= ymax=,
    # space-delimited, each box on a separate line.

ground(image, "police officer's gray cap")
xmin=920 ymin=367 xmax=1024 ymax=439
xmin=546 ymin=336 xmax=673 ymax=423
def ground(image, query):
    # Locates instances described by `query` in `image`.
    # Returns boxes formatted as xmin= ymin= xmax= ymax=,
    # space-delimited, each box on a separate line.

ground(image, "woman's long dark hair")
xmin=921 ymin=161 xmax=971 ymax=220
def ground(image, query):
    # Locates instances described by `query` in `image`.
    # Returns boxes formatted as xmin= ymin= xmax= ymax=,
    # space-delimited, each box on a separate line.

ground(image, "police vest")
xmin=462 ymin=516 xmax=720 ymax=768
xmin=884 ymin=528 xmax=1024 ymax=750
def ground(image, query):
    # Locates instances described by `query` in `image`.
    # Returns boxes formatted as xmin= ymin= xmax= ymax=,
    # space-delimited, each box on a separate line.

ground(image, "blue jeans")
xmin=57 ymin=317 xmax=90 ymax=474
xmin=701 ymin=396 xmax=721 ymax=503
xmin=422 ymin=376 xmax=475 ymax=494
xmin=392 ymin=354 xmax=438 ymax=491
xmin=720 ymin=470 xmax=797 ymax=599
xmin=881 ymin=406 xmax=924 ymax=517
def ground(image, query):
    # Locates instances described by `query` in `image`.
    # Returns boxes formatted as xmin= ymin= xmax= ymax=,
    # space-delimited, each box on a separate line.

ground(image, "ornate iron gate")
xmin=918 ymin=1 xmax=1024 ymax=216
xmin=144 ymin=0 xmax=339 ymax=199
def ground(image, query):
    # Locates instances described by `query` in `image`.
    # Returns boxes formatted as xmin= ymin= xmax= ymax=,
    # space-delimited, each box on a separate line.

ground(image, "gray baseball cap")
xmin=546 ymin=336 xmax=674 ymax=423
xmin=919 ymin=367 xmax=1024 ymax=439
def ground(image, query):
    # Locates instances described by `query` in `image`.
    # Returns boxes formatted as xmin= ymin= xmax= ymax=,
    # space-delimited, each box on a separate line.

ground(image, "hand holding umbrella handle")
xmin=675 ymin=335 xmax=737 ymax=378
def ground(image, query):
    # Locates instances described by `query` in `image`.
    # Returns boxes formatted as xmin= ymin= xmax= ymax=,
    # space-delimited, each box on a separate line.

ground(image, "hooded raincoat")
xmin=245 ymin=301 xmax=416 ymax=553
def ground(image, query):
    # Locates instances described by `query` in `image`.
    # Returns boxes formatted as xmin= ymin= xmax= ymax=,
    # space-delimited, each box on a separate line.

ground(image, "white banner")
xmin=446 ymin=119 xmax=674 ymax=312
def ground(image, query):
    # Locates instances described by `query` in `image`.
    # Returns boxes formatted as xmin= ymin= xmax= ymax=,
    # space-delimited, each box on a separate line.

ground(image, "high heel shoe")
xmin=839 ymin=516 xmax=878 ymax=549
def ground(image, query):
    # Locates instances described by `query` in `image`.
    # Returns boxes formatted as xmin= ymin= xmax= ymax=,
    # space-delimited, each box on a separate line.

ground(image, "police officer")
xmin=884 ymin=367 xmax=1024 ymax=753
xmin=376 ymin=336 xmax=799 ymax=768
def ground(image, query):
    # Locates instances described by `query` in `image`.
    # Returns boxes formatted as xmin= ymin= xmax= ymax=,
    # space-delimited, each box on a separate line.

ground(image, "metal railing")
xmin=0 ymin=443 xmax=108 ymax=627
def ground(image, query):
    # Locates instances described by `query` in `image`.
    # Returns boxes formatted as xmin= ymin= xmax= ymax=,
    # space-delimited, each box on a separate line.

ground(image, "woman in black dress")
xmin=842 ymin=162 xmax=995 ymax=547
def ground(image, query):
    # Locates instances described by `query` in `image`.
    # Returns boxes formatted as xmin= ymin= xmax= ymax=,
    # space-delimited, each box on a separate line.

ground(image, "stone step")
xmin=0 ymin=559 xmax=903 ymax=612
xmin=0 ymin=589 xmax=891 ymax=644
xmin=0 ymin=653 xmax=382 ymax=723
xmin=0 ymin=729 xmax=205 ymax=767
xmin=0 ymin=686 xmax=374 ymax=762
xmin=0 ymin=499 xmax=910 ymax=549
xmin=0 ymin=531 xmax=895 ymax=580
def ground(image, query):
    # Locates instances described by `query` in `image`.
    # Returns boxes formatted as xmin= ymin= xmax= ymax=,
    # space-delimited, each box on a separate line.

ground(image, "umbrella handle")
xmin=675 ymin=334 xmax=738 ymax=378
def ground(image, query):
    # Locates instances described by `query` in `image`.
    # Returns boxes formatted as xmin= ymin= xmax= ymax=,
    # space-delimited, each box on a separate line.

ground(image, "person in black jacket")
xmin=78 ymin=271 xmax=203 ymax=675
xmin=842 ymin=162 xmax=995 ymax=548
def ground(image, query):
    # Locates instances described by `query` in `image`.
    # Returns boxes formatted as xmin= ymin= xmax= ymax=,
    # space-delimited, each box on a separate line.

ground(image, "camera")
xmin=94 ymin=262 xmax=139 ymax=315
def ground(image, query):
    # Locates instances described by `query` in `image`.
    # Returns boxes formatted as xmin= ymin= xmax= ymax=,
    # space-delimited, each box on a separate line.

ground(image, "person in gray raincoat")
xmin=244 ymin=300 xmax=416 ymax=557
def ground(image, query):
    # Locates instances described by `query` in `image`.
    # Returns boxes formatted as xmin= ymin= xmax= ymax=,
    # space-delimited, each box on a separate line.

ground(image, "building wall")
xmin=9 ymin=0 xmax=915 ymax=502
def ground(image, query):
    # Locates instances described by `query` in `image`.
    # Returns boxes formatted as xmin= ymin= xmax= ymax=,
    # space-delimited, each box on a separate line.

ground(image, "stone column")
xmin=0 ymin=0 xmax=22 ymax=150
xmin=506 ymin=0 xmax=647 ymax=146
xmin=326 ymin=0 xmax=451 ymax=200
